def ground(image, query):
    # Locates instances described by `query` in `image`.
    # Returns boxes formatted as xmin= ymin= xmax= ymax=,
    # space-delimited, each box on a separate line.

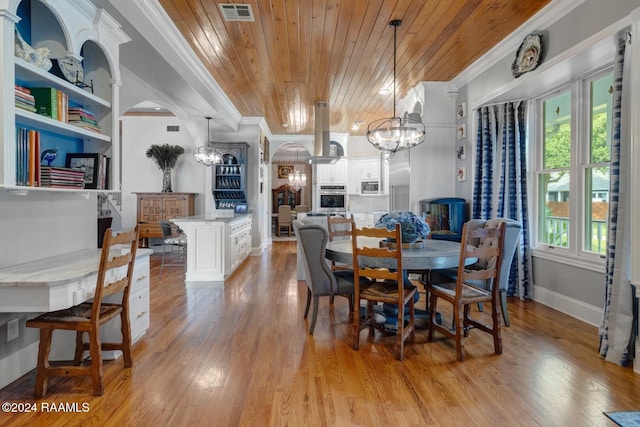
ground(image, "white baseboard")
xmin=0 ymin=341 xmax=38 ymax=390
xmin=534 ymin=286 xmax=603 ymax=327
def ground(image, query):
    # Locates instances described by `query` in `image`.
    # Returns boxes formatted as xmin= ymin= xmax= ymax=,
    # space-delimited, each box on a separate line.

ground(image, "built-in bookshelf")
xmin=0 ymin=0 xmax=128 ymax=195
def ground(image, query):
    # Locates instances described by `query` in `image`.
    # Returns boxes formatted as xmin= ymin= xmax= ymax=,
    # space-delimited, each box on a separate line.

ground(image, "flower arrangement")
xmin=375 ymin=211 xmax=431 ymax=243
xmin=146 ymin=144 xmax=185 ymax=192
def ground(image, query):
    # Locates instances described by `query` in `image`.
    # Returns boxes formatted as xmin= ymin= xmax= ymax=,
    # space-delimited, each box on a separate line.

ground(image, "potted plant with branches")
xmin=146 ymin=144 xmax=185 ymax=192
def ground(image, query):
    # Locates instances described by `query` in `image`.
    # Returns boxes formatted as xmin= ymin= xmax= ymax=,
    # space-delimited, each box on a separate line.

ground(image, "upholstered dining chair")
xmin=26 ymin=225 xmax=140 ymax=396
xmin=430 ymin=218 xmax=521 ymax=326
xmin=277 ymin=204 xmax=293 ymax=236
xmin=425 ymin=221 xmax=506 ymax=361
xmin=295 ymin=204 xmax=310 ymax=213
xmin=351 ymin=223 xmax=416 ymax=361
xmin=293 ymin=219 xmax=354 ymax=334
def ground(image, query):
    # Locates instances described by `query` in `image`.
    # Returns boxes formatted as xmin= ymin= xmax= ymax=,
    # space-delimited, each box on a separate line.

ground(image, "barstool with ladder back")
xmin=159 ymin=220 xmax=187 ymax=275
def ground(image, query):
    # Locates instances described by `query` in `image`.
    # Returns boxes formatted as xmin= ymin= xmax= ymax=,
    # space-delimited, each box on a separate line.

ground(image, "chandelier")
xmin=366 ymin=20 xmax=425 ymax=153
xmin=193 ymin=116 xmax=223 ymax=166
xmin=288 ymin=148 xmax=307 ymax=189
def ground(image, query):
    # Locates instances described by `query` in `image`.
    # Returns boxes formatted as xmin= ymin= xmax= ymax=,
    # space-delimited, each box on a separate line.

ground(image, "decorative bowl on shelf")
xmin=375 ymin=211 xmax=431 ymax=244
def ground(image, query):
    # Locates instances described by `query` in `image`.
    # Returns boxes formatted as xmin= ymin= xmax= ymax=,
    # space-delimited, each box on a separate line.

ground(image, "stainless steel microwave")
xmin=361 ymin=180 xmax=379 ymax=194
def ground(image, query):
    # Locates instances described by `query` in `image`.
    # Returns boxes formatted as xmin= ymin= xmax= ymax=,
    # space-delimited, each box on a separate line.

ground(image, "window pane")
xmin=584 ymin=167 xmax=609 ymax=254
xmin=543 ymin=91 xmax=571 ymax=169
xmin=539 ymin=172 xmax=569 ymax=247
xmin=590 ymin=74 xmax=613 ymax=163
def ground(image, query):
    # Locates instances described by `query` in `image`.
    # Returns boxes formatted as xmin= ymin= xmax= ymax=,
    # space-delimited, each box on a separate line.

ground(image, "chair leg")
xmin=74 ymin=331 xmax=85 ymax=365
xmin=304 ymin=288 xmax=312 ymax=319
xmin=89 ymin=329 xmax=104 ymax=396
xmin=120 ymin=311 xmax=133 ymax=368
xmin=34 ymin=328 xmax=53 ymax=398
xmin=492 ymin=297 xmax=503 ymax=355
xmin=353 ymin=301 xmax=362 ymax=350
xmin=309 ymin=296 xmax=320 ymax=334
xmin=500 ymin=291 xmax=510 ymax=326
xmin=454 ymin=304 xmax=465 ymax=362
xmin=427 ymin=293 xmax=437 ymax=342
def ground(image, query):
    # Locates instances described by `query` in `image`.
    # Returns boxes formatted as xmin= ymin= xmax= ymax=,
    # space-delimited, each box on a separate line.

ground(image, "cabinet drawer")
xmin=130 ymin=287 xmax=150 ymax=341
xmin=131 ymin=256 xmax=150 ymax=294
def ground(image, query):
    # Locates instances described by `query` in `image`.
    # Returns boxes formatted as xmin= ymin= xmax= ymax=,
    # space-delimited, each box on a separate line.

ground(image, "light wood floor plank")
xmin=0 ymin=241 xmax=638 ymax=426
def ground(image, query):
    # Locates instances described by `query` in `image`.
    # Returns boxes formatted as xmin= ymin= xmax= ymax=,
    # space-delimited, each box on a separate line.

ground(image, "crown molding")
xmin=451 ymin=0 xmax=586 ymax=90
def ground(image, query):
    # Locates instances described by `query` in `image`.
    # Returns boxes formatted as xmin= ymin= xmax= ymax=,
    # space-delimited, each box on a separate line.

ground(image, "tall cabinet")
xmin=212 ymin=142 xmax=248 ymax=210
xmin=1 ymin=0 xmax=129 ymax=194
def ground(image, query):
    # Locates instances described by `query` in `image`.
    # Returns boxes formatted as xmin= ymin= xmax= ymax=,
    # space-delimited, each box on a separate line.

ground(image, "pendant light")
xmin=193 ymin=116 xmax=223 ymax=166
xmin=366 ymin=20 xmax=425 ymax=153
xmin=288 ymin=148 xmax=307 ymax=189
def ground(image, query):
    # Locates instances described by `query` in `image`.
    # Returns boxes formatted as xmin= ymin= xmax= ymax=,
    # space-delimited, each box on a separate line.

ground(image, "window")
xmin=535 ymin=71 xmax=613 ymax=258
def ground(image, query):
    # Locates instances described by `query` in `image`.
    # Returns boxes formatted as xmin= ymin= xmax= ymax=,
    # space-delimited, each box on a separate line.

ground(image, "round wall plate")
xmin=512 ymin=34 xmax=543 ymax=78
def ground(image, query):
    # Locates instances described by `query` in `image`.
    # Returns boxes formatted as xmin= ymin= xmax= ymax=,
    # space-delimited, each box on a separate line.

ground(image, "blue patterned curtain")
xmin=599 ymin=30 xmax=634 ymax=366
xmin=473 ymin=102 xmax=531 ymax=298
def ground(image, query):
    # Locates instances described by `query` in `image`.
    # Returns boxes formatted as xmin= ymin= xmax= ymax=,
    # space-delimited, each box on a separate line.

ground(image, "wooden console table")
xmin=134 ymin=192 xmax=197 ymax=246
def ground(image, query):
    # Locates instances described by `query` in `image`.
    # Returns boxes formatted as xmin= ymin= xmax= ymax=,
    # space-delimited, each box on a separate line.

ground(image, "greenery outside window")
xmin=535 ymin=70 xmax=613 ymax=259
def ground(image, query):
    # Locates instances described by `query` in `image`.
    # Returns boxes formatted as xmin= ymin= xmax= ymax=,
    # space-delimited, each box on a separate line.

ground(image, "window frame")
xmin=532 ymin=67 xmax=613 ymax=268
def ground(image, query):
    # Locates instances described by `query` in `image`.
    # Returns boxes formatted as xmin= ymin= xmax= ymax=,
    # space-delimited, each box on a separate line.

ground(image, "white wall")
xmin=120 ymin=115 xmax=206 ymax=230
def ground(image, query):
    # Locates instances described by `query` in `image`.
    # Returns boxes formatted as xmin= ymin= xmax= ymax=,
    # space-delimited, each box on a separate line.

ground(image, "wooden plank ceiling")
xmin=158 ymin=0 xmax=552 ymax=135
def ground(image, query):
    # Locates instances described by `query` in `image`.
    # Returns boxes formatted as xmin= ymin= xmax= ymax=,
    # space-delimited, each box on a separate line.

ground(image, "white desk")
xmin=0 ymin=247 xmax=152 ymax=362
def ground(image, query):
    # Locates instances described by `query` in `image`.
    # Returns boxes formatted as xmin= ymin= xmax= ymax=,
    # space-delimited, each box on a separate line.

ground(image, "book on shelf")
xmin=15 ymin=126 xmax=40 ymax=187
xmin=29 ymin=87 xmax=68 ymax=122
xmin=30 ymin=87 xmax=58 ymax=119
xmin=40 ymin=166 xmax=85 ymax=189
xmin=68 ymin=107 xmax=101 ymax=133
xmin=15 ymin=85 xmax=37 ymax=113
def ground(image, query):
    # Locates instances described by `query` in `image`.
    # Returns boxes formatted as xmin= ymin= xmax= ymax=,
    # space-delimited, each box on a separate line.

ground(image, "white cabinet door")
xmin=348 ymin=159 xmax=361 ymax=194
xmin=360 ymin=158 xmax=380 ymax=180
xmin=317 ymin=159 xmax=347 ymax=184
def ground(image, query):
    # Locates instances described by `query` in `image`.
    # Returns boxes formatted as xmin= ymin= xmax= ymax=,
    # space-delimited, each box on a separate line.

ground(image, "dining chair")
xmin=277 ymin=204 xmax=293 ymax=236
xmin=351 ymin=223 xmax=416 ymax=360
xmin=425 ymin=221 xmax=506 ymax=361
xmin=159 ymin=220 xmax=187 ymax=275
xmin=429 ymin=218 xmax=521 ymax=326
xmin=327 ymin=214 xmax=355 ymax=271
xmin=293 ymin=220 xmax=354 ymax=334
xmin=295 ymin=204 xmax=310 ymax=213
xmin=26 ymin=225 xmax=140 ymax=396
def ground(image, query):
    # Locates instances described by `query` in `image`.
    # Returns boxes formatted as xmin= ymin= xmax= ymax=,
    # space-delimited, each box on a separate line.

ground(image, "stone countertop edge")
xmin=0 ymin=248 xmax=153 ymax=288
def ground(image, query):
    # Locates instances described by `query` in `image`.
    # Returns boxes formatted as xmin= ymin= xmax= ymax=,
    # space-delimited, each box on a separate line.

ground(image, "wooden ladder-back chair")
xmin=26 ymin=226 xmax=140 ymax=396
xmin=327 ymin=214 xmax=355 ymax=304
xmin=351 ymin=224 xmax=416 ymax=360
xmin=425 ymin=221 xmax=506 ymax=361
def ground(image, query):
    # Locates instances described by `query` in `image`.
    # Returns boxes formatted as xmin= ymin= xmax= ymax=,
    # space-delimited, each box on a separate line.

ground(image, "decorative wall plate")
xmin=512 ymin=33 xmax=543 ymax=78
xmin=51 ymin=56 xmax=84 ymax=84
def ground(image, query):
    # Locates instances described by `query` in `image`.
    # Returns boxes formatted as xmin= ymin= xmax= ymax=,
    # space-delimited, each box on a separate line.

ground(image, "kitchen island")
xmin=172 ymin=214 xmax=252 ymax=282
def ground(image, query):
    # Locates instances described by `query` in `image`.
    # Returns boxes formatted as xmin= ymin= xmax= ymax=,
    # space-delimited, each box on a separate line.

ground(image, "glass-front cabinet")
xmin=212 ymin=142 xmax=248 ymax=209
xmin=272 ymin=184 xmax=300 ymax=213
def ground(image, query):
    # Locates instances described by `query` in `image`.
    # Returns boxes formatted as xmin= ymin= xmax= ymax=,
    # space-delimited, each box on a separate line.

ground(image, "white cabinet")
xmin=173 ymin=215 xmax=253 ymax=282
xmin=316 ymin=159 xmax=347 ymax=184
xmin=1 ymin=0 xmax=128 ymax=194
xmin=360 ymin=158 xmax=380 ymax=180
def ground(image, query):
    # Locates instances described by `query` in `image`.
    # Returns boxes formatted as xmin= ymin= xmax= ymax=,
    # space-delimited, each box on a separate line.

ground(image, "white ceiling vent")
xmin=219 ymin=4 xmax=254 ymax=22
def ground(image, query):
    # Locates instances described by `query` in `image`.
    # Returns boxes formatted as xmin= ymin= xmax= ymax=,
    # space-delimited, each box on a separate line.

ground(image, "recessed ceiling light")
xmin=378 ymin=88 xmax=391 ymax=95
xmin=352 ymin=120 xmax=366 ymax=130
xmin=282 ymin=123 xmax=289 ymax=128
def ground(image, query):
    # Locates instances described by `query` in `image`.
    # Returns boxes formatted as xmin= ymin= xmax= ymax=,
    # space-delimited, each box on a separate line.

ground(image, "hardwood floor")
xmin=1 ymin=241 xmax=637 ymax=426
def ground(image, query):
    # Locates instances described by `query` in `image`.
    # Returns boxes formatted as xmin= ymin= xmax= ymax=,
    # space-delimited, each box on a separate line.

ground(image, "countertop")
xmin=171 ymin=214 xmax=252 ymax=223
xmin=0 ymin=247 xmax=153 ymax=288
